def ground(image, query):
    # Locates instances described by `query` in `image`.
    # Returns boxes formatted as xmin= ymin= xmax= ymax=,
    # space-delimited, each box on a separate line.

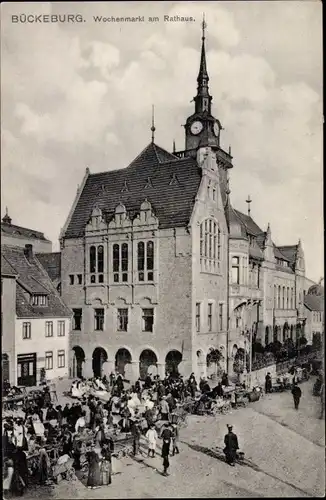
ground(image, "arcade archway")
xmin=165 ymin=350 xmax=182 ymax=378
xmin=72 ymin=346 xmax=85 ymax=379
xmin=92 ymin=347 xmax=108 ymax=378
xmin=139 ymin=349 xmax=157 ymax=379
xmin=115 ymin=348 xmax=132 ymax=377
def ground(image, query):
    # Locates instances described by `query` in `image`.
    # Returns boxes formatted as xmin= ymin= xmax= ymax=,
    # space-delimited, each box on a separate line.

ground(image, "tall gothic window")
xmin=200 ymin=218 xmax=221 ymax=273
xmin=277 ymin=285 xmax=281 ymax=309
xmin=90 ymin=245 xmax=104 ymax=284
xmin=231 ymin=257 xmax=240 ymax=285
xmin=137 ymin=241 xmax=154 ymax=282
xmin=113 ymin=243 xmax=129 ymax=283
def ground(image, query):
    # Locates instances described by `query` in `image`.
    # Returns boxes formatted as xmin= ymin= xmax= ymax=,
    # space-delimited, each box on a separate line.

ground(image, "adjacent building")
xmin=304 ymin=283 xmax=324 ymax=348
xmin=57 ymin=22 xmax=312 ymax=381
xmin=1 ymin=209 xmax=52 ymax=254
xmin=1 ymin=244 xmax=71 ymax=386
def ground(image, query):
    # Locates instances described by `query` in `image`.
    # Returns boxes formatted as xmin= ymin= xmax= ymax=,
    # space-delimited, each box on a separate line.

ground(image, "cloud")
xmin=1 ymin=1 xmax=323 ymax=281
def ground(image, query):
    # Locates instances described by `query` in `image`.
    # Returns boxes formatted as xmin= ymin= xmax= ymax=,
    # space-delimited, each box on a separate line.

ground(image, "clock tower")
xmin=185 ymin=16 xmax=222 ymax=151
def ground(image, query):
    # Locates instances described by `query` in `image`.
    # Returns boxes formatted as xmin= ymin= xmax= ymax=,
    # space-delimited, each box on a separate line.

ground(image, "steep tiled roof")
xmin=249 ymin=239 xmax=264 ymax=261
xmin=277 ymin=245 xmax=298 ymax=264
xmin=65 ymin=142 xmax=201 ymax=238
xmin=36 ymin=252 xmax=61 ymax=282
xmin=1 ymin=254 xmax=18 ymax=276
xmin=233 ymin=211 xmax=263 ymax=235
xmin=1 ymin=245 xmax=71 ymax=318
xmin=304 ymin=294 xmax=324 ymax=312
xmin=1 ymin=222 xmax=50 ymax=241
xmin=273 ymin=244 xmax=290 ymax=261
xmin=225 ymin=202 xmax=247 ymax=239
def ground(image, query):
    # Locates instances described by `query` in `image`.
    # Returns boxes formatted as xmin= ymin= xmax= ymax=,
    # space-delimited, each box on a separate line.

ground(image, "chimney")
xmin=24 ymin=244 xmax=33 ymax=260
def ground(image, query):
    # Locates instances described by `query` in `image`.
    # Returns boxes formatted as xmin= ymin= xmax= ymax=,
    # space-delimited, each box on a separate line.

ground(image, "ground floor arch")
xmin=139 ymin=349 xmax=157 ymax=379
xmin=115 ymin=348 xmax=132 ymax=377
xmin=206 ymin=347 xmax=224 ymax=379
xmin=72 ymin=346 xmax=85 ymax=379
xmin=165 ymin=350 xmax=182 ymax=378
xmin=92 ymin=347 xmax=108 ymax=378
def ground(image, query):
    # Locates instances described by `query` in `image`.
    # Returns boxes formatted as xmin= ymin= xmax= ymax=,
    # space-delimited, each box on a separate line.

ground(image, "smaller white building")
xmin=1 ymin=244 xmax=72 ymax=386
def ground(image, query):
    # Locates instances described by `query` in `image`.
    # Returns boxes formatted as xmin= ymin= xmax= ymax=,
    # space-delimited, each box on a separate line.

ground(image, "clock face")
xmin=213 ymin=122 xmax=220 ymax=137
xmin=190 ymin=121 xmax=203 ymax=135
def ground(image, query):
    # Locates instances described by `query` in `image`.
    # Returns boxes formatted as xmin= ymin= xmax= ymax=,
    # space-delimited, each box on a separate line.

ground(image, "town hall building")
xmin=58 ymin=20 xmax=308 ymax=381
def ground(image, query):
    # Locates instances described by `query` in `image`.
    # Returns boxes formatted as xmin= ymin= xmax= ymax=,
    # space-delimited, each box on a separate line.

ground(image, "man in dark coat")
xmin=223 ymin=425 xmax=239 ymax=466
xmin=291 ymin=383 xmax=302 ymax=410
xmin=265 ymin=373 xmax=272 ymax=393
xmin=160 ymin=423 xmax=173 ymax=476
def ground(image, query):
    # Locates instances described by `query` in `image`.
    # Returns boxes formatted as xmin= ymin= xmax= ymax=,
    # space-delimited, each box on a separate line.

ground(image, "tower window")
xmin=73 ymin=309 xmax=82 ymax=330
xmin=200 ymin=218 xmax=221 ymax=274
xmin=231 ymin=257 xmax=240 ymax=285
xmin=208 ymin=303 xmax=213 ymax=332
xmin=196 ymin=303 xmax=200 ymax=332
xmin=117 ymin=308 xmax=128 ymax=331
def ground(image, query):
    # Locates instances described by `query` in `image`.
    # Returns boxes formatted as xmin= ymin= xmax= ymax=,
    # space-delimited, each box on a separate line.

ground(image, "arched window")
xmin=90 ymin=246 xmax=96 ymax=274
xmin=137 ymin=242 xmax=145 ymax=281
xmin=146 ymin=241 xmax=154 ymax=281
xmin=113 ymin=244 xmax=120 ymax=282
xmin=121 ymin=243 xmax=128 ymax=282
xmin=200 ymin=218 xmax=221 ymax=273
xmin=97 ymin=246 xmax=104 ymax=283
xmin=137 ymin=241 xmax=154 ymax=282
xmin=112 ymin=243 xmax=128 ymax=283
xmin=90 ymin=245 xmax=105 ymax=284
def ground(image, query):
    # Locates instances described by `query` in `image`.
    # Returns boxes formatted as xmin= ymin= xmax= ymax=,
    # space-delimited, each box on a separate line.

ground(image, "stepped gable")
xmin=65 ymin=142 xmax=201 ymax=238
xmin=1 ymin=245 xmax=71 ymax=318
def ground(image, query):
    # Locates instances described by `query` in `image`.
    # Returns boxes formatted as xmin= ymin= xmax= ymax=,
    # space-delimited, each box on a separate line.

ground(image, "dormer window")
xmin=31 ymin=294 xmax=47 ymax=306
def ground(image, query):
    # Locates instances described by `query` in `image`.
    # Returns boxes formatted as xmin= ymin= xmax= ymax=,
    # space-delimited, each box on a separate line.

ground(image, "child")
xmin=145 ymin=424 xmax=158 ymax=457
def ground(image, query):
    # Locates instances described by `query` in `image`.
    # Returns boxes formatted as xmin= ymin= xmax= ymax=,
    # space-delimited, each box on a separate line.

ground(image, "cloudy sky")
xmin=1 ymin=1 xmax=323 ymax=281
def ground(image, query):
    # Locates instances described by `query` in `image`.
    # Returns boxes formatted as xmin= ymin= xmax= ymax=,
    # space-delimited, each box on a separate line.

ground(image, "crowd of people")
xmin=3 ymin=370 xmax=233 ymax=495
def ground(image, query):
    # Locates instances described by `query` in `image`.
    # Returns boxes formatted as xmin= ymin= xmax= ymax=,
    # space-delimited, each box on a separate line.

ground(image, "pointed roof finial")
xmin=2 ymin=207 xmax=12 ymax=225
xmin=246 ymin=195 xmax=252 ymax=216
xmin=151 ymin=104 xmax=156 ymax=143
xmin=173 ymin=139 xmax=176 ymax=153
xmin=202 ymin=12 xmax=207 ymax=40
xmin=228 ymin=145 xmax=232 ymax=156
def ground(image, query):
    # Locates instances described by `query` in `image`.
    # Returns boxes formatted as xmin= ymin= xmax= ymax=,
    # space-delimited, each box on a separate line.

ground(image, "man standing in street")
xmin=223 ymin=424 xmax=239 ymax=466
xmin=160 ymin=422 xmax=173 ymax=476
xmin=291 ymin=382 xmax=302 ymax=410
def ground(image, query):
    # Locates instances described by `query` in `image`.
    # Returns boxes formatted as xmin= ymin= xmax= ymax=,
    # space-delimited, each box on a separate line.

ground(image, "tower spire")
xmin=246 ymin=195 xmax=252 ymax=216
xmin=194 ymin=13 xmax=212 ymax=115
xmin=151 ymin=105 xmax=156 ymax=143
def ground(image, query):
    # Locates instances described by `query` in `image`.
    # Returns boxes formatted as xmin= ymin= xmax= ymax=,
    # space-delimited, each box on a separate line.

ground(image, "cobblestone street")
xmin=22 ymin=378 xmax=325 ymax=499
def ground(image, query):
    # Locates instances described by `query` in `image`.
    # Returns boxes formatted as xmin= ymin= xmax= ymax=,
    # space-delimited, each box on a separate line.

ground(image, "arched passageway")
xmin=72 ymin=346 xmax=85 ymax=379
xmin=115 ymin=348 xmax=132 ymax=377
xmin=92 ymin=347 xmax=108 ymax=378
xmin=139 ymin=349 xmax=157 ymax=379
xmin=206 ymin=348 xmax=223 ymax=378
xmin=165 ymin=350 xmax=182 ymax=378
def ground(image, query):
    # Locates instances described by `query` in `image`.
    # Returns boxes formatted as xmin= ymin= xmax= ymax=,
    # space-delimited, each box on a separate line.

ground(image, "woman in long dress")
xmin=100 ymin=439 xmax=114 ymax=486
xmin=86 ymin=445 xmax=101 ymax=489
